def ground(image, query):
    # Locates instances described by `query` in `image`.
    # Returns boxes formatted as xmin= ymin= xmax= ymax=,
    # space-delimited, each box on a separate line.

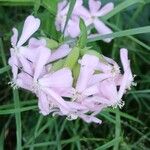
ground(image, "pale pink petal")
xmin=95 ymin=2 xmax=114 ymax=17
xmin=82 ymin=96 xmax=108 ymax=108
xmin=65 ymin=101 xmax=87 ymax=110
xmin=74 ymin=0 xmax=83 ymax=7
xmin=88 ymin=73 xmax=111 ymax=85
xmin=17 ymin=15 xmax=40 ymax=47
xmin=79 ymin=114 xmax=102 ymax=124
xmin=8 ymin=49 xmax=20 ymax=80
xmin=74 ymin=6 xmax=91 ymax=19
xmin=44 ymin=88 xmax=70 ymax=114
xmin=93 ymin=19 xmax=113 ymax=43
xmin=39 ymin=68 xmax=73 ymax=88
xmin=11 ymin=28 xmax=18 ymax=47
xmin=19 ymin=46 xmax=38 ymax=62
xmin=76 ymin=54 xmax=99 ymax=92
xmin=28 ymin=37 xmax=46 ymax=48
xmin=89 ymin=0 xmax=101 ymax=14
xmin=19 ymin=55 xmax=33 ymax=75
xmin=16 ymin=72 xmax=33 ymax=91
xmin=66 ymin=18 xmax=80 ymax=38
xmin=83 ymin=85 xmax=99 ymax=96
xmin=58 ymin=0 xmax=67 ymax=12
xmin=98 ymin=79 xmax=118 ymax=106
xmin=118 ymin=48 xmax=134 ymax=99
xmin=38 ymin=91 xmax=50 ymax=115
xmin=96 ymin=61 xmax=112 ymax=73
xmin=49 ymin=44 xmax=71 ymax=62
xmin=103 ymin=56 xmax=118 ymax=66
xmin=33 ymin=46 xmax=51 ymax=81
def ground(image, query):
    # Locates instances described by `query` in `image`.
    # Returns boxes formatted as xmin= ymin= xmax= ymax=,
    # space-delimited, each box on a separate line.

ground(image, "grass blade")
xmin=104 ymin=0 xmax=145 ymax=20
xmin=63 ymin=0 xmax=76 ymax=34
xmin=13 ymin=89 xmax=22 ymax=150
xmin=113 ymin=108 xmax=121 ymax=150
xmin=88 ymin=26 xmax=150 ymax=42
xmin=95 ymin=138 xmax=122 ymax=150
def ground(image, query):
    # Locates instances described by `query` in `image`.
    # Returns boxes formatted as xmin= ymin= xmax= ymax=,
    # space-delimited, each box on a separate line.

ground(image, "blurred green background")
xmin=0 ymin=0 xmax=150 ymax=150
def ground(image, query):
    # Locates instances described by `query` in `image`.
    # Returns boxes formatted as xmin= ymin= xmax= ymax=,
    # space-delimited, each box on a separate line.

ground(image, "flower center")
xmin=32 ymin=81 xmax=41 ymax=93
xmin=71 ymin=89 xmax=83 ymax=102
xmin=111 ymin=65 xmax=120 ymax=77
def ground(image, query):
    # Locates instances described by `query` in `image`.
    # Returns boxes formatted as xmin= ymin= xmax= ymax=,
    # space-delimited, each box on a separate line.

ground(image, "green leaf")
xmin=64 ymin=47 xmax=80 ymax=70
xmin=41 ymin=0 xmax=58 ymax=15
xmin=34 ymin=0 xmax=41 ymax=15
xmin=78 ymin=18 xmax=87 ymax=48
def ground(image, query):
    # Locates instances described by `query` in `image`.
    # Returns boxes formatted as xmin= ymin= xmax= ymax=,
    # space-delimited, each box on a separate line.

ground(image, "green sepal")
xmin=64 ymin=47 xmax=80 ymax=70
xmin=78 ymin=18 xmax=87 ymax=48
xmin=51 ymin=59 xmax=66 ymax=72
xmin=44 ymin=37 xmax=59 ymax=49
xmin=72 ymin=63 xmax=80 ymax=85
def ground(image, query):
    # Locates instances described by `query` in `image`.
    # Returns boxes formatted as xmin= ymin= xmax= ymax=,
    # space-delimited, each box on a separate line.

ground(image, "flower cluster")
xmin=55 ymin=0 xmax=114 ymax=42
xmin=8 ymin=13 xmax=134 ymax=124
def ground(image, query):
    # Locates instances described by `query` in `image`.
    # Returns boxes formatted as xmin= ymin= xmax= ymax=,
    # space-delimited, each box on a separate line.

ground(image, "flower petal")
xmin=89 ymin=0 xmax=101 ymax=14
xmin=19 ymin=46 xmax=38 ymax=62
xmin=38 ymin=91 xmax=50 ymax=115
xmin=11 ymin=28 xmax=18 ymax=47
xmin=95 ymin=2 xmax=114 ymax=17
xmin=16 ymin=72 xmax=33 ymax=91
xmin=66 ymin=18 xmax=80 ymax=38
xmin=88 ymin=73 xmax=111 ymax=85
xmin=79 ymin=114 xmax=102 ymax=124
xmin=83 ymin=85 xmax=99 ymax=96
xmin=28 ymin=37 xmax=46 ymax=48
xmin=17 ymin=15 xmax=40 ymax=47
xmin=118 ymin=48 xmax=133 ymax=99
xmin=93 ymin=19 xmax=113 ymax=43
xmin=98 ymin=79 xmax=118 ymax=106
xmin=33 ymin=46 xmax=51 ymax=81
xmin=39 ymin=68 xmax=73 ymax=88
xmin=49 ymin=44 xmax=71 ymax=62
xmin=76 ymin=54 xmax=99 ymax=92
xmin=8 ymin=49 xmax=20 ymax=80
xmin=44 ymin=88 xmax=70 ymax=114
xmin=19 ymin=55 xmax=33 ymax=75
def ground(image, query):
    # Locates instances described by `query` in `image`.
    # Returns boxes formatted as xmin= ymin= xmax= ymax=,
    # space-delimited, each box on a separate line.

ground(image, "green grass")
xmin=0 ymin=0 xmax=150 ymax=150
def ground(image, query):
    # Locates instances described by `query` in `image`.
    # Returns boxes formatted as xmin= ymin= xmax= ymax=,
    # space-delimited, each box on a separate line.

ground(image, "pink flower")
xmin=91 ymin=48 xmax=134 ymax=108
xmin=55 ymin=0 xmax=83 ymax=38
xmin=16 ymin=55 xmax=73 ymax=115
xmin=9 ymin=15 xmax=71 ymax=86
xmin=65 ymin=54 xmax=106 ymax=124
xmin=8 ymin=15 xmax=40 ymax=81
xmin=55 ymin=0 xmax=114 ymax=42
xmin=84 ymin=0 xmax=114 ymax=42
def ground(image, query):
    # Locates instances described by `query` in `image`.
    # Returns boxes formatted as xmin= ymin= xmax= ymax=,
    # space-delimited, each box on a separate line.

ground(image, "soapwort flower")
xmin=8 ymin=15 xmax=40 ymax=84
xmin=55 ymin=0 xmax=114 ymax=42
